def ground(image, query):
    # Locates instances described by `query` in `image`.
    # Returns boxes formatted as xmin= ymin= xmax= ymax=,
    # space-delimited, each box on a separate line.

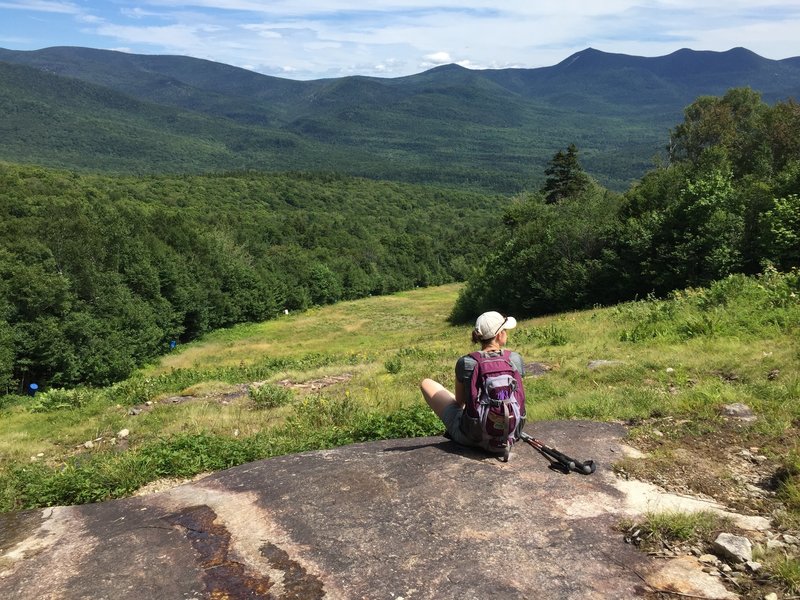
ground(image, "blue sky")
xmin=1 ymin=1 xmax=798 ymax=80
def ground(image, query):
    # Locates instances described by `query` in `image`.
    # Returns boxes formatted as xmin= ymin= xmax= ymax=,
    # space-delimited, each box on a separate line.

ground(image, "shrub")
xmin=515 ymin=324 xmax=568 ymax=346
xmin=616 ymin=270 xmax=800 ymax=343
xmin=291 ymin=394 xmax=359 ymax=429
xmin=29 ymin=387 xmax=95 ymax=413
xmin=351 ymin=403 xmax=442 ymax=441
xmin=384 ymin=356 xmax=403 ymax=374
xmin=0 ymin=394 xmax=26 ymax=411
xmin=249 ymin=383 xmax=293 ymax=409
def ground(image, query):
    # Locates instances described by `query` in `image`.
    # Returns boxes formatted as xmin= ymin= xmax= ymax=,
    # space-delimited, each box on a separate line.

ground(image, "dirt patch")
xmin=620 ymin=418 xmax=795 ymax=517
xmin=156 ymin=383 xmax=250 ymax=409
xmin=524 ymin=361 xmax=556 ymax=376
xmin=133 ymin=472 xmax=211 ymax=497
xmin=619 ymin=415 xmax=800 ymax=599
xmin=274 ymin=373 xmax=353 ymax=391
xmin=126 ymin=373 xmax=355 ymax=416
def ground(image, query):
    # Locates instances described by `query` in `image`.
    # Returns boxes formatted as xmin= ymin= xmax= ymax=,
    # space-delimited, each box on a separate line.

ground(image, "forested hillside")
xmin=2 ymin=46 xmax=799 ymax=192
xmin=2 ymin=87 xmax=798 ymax=392
xmin=0 ymin=166 xmax=501 ymax=391
xmin=2 ymin=42 xmax=799 ymax=394
xmin=452 ymin=88 xmax=800 ymax=321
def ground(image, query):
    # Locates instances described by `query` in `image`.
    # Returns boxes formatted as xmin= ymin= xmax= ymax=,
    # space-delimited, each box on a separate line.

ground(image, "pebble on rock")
xmin=720 ymin=403 xmax=756 ymax=420
xmin=698 ymin=554 xmax=719 ymax=565
xmin=745 ymin=560 xmax=762 ymax=572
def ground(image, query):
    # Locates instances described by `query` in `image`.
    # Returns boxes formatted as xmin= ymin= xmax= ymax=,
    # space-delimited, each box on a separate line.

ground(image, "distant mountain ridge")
xmin=1 ymin=46 xmax=798 ymax=192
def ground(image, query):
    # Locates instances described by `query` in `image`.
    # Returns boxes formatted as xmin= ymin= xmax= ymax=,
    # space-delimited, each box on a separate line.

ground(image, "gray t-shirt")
xmin=455 ymin=350 xmax=525 ymax=385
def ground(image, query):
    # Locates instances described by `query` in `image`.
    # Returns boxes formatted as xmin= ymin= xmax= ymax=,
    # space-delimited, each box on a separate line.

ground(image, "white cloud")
xmin=119 ymin=7 xmax=165 ymax=19
xmin=0 ymin=0 xmax=80 ymax=13
xmin=675 ymin=16 xmax=800 ymax=59
xmin=4 ymin=0 xmax=799 ymax=79
xmin=77 ymin=14 xmax=104 ymax=24
xmin=424 ymin=51 xmax=452 ymax=64
xmin=93 ymin=23 xmax=212 ymax=49
xmin=240 ymin=24 xmax=282 ymax=38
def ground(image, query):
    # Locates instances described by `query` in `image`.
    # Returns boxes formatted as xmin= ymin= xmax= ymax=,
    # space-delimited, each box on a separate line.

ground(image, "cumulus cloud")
xmin=423 ymin=51 xmax=452 ymax=64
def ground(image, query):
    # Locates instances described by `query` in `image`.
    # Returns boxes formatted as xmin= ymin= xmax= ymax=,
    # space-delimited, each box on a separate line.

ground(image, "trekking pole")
xmin=519 ymin=431 xmax=596 ymax=474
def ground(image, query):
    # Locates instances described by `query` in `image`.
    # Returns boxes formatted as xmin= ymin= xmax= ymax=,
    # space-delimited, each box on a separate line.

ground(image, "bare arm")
xmin=454 ymin=378 xmax=467 ymax=408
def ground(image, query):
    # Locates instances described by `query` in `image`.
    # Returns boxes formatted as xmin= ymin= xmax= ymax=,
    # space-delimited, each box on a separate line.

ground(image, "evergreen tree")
xmin=541 ymin=144 xmax=590 ymax=203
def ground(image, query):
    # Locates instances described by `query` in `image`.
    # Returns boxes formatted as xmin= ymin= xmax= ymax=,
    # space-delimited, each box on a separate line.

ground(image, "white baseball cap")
xmin=474 ymin=311 xmax=517 ymax=340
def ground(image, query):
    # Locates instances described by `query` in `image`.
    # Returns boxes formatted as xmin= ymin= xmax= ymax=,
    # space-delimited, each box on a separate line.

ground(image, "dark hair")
xmin=472 ymin=329 xmax=499 ymax=347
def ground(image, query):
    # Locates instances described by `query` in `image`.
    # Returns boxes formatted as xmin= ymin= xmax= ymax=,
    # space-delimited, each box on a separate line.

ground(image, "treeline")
xmin=452 ymin=88 xmax=800 ymax=321
xmin=0 ymin=167 xmax=502 ymax=391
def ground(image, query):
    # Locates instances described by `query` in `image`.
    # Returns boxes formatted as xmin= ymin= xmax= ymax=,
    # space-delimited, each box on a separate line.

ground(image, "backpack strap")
xmin=501 ymin=399 xmax=510 ymax=440
xmin=469 ymin=349 xmax=511 ymax=362
xmin=469 ymin=350 xmax=515 ymax=370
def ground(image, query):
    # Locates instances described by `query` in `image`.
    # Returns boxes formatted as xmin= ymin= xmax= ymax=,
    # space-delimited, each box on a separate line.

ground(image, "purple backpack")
xmin=460 ymin=350 xmax=526 ymax=460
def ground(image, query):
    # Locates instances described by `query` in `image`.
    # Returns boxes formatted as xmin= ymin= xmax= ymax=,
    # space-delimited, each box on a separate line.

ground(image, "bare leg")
xmin=420 ymin=378 xmax=457 ymax=420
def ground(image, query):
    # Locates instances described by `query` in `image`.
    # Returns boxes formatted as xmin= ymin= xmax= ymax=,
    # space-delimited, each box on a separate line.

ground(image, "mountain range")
xmin=1 ymin=46 xmax=799 ymax=192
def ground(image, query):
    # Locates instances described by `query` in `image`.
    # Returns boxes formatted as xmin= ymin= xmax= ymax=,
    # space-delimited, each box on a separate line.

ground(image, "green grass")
xmin=777 ymin=452 xmax=800 ymax=513
xmin=0 ymin=272 xmax=798 ymax=517
xmin=771 ymin=556 xmax=800 ymax=593
xmin=635 ymin=510 xmax=729 ymax=545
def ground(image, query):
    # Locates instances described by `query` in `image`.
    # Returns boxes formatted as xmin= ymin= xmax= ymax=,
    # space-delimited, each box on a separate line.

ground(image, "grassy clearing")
xmin=154 ymin=284 xmax=462 ymax=372
xmin=0 ymin=273 xmax=798 ymax=519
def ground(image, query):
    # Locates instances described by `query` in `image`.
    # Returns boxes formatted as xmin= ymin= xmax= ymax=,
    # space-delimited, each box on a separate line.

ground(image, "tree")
xmin=450 ymin=188 xmax=621 ymax=320
xmin=668 ymin=88 xmax=770 ymax=178
xmin=762 ymin=194 xmax=800 ymax=270
xmin=0 ymin=164 xmax=523 ymax=391
xmin=541 ymin=144 xmax=590 ymax=203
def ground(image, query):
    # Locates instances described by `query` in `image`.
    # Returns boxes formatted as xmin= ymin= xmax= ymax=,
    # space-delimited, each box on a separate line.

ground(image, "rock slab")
xmin=0 ymin=421 xmax=740 ymax=599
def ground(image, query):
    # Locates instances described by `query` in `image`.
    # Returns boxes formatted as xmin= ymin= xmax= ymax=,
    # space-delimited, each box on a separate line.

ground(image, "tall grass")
xmin=0 ymin=401 xmax=442 ymax=511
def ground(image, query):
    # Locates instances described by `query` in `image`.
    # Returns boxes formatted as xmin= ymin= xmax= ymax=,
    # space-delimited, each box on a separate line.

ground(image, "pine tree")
xmin=541 ymin=144 xmax=589 ymax=203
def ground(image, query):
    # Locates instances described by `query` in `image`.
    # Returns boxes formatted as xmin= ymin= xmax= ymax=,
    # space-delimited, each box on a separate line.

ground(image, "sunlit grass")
xmin=154 ymin=284 xmax=464 ymax=372
xmin=772 ymin=557 xmax=800 ymax=593
xmin=618 ymin=510 xmax=731 ymax=552
xmin=139 ymin=276 xmax=800 ymax=441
